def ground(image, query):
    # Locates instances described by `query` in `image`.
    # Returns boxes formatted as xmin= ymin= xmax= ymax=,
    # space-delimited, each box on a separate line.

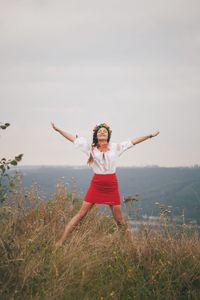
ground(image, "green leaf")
xmin=0 ymin=165 xmax=6 ymax=173
xmin=15 ymin=154 xmax=23 ymax=161
xmin=10 ymin=160 xmax=18 ymax=166
xmin=0 ymin=193 xmax=7 ymax=203
xmin=0 ymin=123 xmax=10 ymax=130
xmin=9 ymin=182 xmax=15 ymax=188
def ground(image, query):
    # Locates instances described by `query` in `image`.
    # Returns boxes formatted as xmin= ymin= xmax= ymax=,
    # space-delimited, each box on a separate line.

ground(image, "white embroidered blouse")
xmin=73 ymin=136 xmax=134 ymax=174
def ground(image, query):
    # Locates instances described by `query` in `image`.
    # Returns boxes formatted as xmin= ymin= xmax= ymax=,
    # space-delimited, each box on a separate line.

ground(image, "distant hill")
xmin=9 ymin=165 xmax=200 ymax=224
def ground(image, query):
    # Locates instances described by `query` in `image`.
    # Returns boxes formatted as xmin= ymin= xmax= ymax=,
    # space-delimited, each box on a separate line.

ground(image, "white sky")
xmin=0 ymin=0 xmax=200 ymax=167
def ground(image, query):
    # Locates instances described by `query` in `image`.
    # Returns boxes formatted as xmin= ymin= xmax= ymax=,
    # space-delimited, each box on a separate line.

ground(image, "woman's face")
xmin=97 ymin=127 xmax=109 ymax=141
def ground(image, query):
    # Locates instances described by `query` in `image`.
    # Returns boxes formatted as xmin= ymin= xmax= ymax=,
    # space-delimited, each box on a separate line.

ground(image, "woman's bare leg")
xmin=109 ymin=205 xmax=131 ymax=235
xmin=55 ymin=201 xmax=94 ymax=246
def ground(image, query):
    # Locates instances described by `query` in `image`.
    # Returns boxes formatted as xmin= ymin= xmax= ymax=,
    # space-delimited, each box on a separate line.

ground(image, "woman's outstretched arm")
xmin=131 ymin=131 xmax=160 ymax=145
xmin=51 ymin=122 xmax=76 ymax=142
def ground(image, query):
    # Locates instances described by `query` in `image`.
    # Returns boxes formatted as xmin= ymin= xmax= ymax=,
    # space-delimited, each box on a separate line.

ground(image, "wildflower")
xmin=128 ymin=268 xmax=133 ymax=273
xmin=110 ymin=291 xmax=115 ymax=297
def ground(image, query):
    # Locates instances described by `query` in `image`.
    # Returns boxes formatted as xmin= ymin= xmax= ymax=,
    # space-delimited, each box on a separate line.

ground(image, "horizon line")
xmin=16 ymin=164 xmax=200 ymax=169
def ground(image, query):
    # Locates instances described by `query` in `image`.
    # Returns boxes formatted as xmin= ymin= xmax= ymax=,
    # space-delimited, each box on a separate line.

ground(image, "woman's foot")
xmin=125 ymin=228 xmax=133 ymax=239
xmin=55 ymin=240 xmax=63 ymax=248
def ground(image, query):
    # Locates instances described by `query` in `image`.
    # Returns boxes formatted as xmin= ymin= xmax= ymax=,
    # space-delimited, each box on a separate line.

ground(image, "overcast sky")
xmin=0 ymin=0 xmax=199 ymax=167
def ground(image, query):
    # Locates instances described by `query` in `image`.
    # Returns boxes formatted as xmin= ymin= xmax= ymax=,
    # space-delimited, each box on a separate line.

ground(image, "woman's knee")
xmin=76 ymin=212 xmax=86 ymax=220
xmin=77 ymin=203 xmax=93 ymax=219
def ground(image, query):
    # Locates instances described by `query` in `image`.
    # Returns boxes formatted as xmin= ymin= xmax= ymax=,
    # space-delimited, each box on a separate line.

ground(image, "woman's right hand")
xmin=51 ymin=122 xmax=59 ymax=132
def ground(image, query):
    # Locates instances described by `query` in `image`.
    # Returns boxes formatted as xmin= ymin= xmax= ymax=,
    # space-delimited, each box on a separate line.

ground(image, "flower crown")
xmin=92 ymin=123 xmax=112 ymax=134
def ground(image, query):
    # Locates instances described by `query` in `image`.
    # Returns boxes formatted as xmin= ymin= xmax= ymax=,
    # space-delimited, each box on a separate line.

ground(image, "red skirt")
xmin=84 ymin=173 xmax=121 ymax=205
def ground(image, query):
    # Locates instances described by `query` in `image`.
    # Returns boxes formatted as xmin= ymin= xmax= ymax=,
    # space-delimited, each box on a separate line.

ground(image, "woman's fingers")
xmin=51 ymin=121 xmax=57 ymax=131
xmin=153 ymin=131 xmax=160 ymax=137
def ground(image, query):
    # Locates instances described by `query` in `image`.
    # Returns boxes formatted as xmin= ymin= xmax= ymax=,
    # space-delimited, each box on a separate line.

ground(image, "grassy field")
xmin=0 ymin=179 xmax=200 ymax=300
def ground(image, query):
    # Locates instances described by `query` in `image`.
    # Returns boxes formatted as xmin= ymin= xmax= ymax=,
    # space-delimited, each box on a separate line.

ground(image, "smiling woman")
xmin=51 ymin=121 xmax=160 ymax=246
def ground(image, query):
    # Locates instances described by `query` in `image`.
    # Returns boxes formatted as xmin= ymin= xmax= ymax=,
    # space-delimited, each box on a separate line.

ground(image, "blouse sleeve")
xmin=73 ymin=136 xmax=90 ymax=157
xmin=116 ymin=139 xmax=134 ymax=157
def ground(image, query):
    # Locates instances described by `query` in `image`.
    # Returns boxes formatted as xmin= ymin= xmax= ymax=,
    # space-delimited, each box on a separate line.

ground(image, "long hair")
xmin=87 ymin=123 xmax=112 ymax=166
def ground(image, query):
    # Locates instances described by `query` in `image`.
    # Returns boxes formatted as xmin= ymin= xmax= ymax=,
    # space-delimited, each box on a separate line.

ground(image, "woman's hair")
xmin=87 ymin=123 xmax=112 ymax=166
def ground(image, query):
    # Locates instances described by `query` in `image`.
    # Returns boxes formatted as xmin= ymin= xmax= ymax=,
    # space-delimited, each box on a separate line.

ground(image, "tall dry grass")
xmin=0 ymin=174 xmax=200 ymax=300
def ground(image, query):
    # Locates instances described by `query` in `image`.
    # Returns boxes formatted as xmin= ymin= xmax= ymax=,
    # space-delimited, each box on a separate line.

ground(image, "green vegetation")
xmin=0 ymin=178 xmax=200 ymax=300
xmin=0 ymin=122 xmax=23 ymax=203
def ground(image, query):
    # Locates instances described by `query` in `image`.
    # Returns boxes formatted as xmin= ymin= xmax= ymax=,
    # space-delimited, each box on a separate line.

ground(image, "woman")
xmin=51 ymin=121 xmax=159 ymax=246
